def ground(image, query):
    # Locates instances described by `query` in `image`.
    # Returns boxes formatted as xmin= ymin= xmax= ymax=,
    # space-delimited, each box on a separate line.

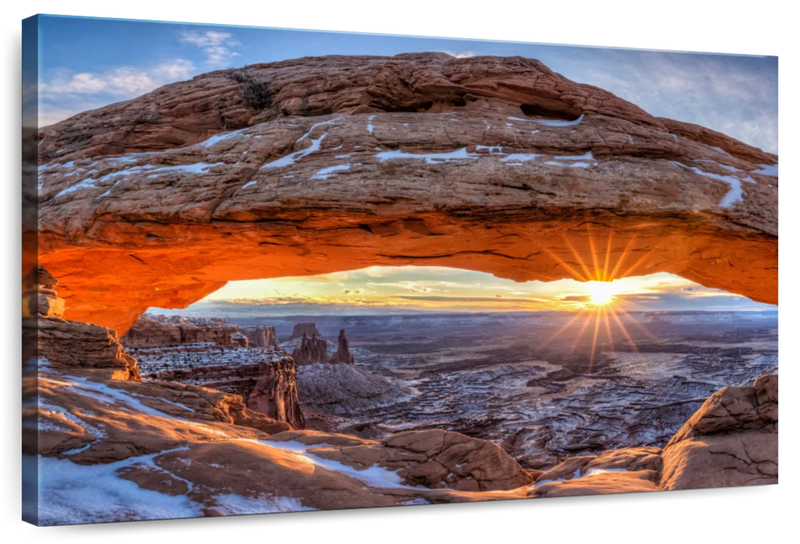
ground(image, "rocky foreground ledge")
xmin=35 ymin=53 xmax=777 ymax=334
xmin=23 ymin=278 xmax=778 ymax=524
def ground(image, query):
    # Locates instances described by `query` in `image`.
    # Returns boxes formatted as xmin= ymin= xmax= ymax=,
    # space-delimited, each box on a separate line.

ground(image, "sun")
xmin=587 ymin=281 xmax=617 ymax=306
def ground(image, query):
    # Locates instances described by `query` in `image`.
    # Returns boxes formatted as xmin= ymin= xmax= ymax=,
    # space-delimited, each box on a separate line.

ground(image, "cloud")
xmin=397 ymin=295 xmax=544 ymax=303
xmin=562 ymin=295 xmax=591 ymax=303
xmin=560 ymin=50 xmax=778 ymax=152
xmin=37 ymin=59 xmax=197 ymax=126
xmin=39 ymin=59 xmax=196 ymax=99
xmin=179 ymin=30 xmax=240 ymax=66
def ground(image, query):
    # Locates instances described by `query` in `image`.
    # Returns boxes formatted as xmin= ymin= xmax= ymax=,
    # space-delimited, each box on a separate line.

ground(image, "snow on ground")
xmin=709 ymin=145 xmax=731 ymax=156
xmin=376 ymin=147 xmax=479 ymax=164
xmin=54 ymin=177 xmax=103 ymax=198
xmin=311 ymin=163 xmax=359 ymax=180
xmin=143 ymin=162 xmax=225 ymax=178
xmin=212 ymin=494 xmax=314 ymax=515
xmin=539 ymin=115 xmax=585 ymax=127
xmin=501 ymin=153 xmax=543 ymax=163
xmin=253 ymin=117 xmax=341 ymax=180
xmin=34 ymin=449 xmax=203 ymax=526
xmin=672 ymin=162 xmax=749 ymax=208
xmin=259 ymin=439 xmax=419 ymax=489
xmin=198 ymin=128 xmax=249 ymax=148
xmin=38 ymin=397 xmax=107 ymax=437
xmin=756 ymin=163 xmax=779 ymax=177
xmin=132 ymin=344 xmax=286 ymax=374
xmin=39 ymin=367 xmax=232 ymax=440
xmin=505 ymin=114 xmax=585 ymax=127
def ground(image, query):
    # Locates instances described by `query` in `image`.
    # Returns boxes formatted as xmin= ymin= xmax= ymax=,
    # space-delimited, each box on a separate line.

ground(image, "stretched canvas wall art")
xmin=22 ymin=14 xmax=778 ymax=526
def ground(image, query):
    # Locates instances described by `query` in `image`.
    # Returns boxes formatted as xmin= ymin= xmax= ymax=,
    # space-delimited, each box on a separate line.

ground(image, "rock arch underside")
xmin=37 ymin=52 xmax=778 ymax=335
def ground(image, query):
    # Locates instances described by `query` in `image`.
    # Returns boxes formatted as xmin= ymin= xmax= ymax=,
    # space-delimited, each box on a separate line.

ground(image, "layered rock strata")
xmin=23 ymin=266 xmax=65 ymax=319
xmin=291 ymin=333 xmax=330 ymax=365
xmin=241 ymin=325 xmax=280 ymax=349
xmin=121 ymin=314 xmax=240 ymax=348
xmin=144 ymin=358 xmax=305 ymax=429
xmin=36 ymin=53 xmax=778 ymax=334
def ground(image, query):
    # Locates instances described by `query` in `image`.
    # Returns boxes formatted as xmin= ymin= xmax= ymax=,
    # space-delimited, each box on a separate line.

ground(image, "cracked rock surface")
xmin=659 ymin=373 xmax=778 ymax=490
xmin=36 ymin=53 xmax=777 ymax=334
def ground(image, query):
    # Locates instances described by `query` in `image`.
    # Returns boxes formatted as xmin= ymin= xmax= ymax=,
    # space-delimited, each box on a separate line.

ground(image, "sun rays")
xmin=544 ymin=228 xmax=656 ymax=370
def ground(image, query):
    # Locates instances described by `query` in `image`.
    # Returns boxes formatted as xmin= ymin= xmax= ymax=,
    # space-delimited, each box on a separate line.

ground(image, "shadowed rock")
xmin=329 ymin=329 xmax=355 ymax=364
xmin=291 ymin=333 xmax=329 ymax=365
xmin=289 ymin=323 xmax=323 ymax=341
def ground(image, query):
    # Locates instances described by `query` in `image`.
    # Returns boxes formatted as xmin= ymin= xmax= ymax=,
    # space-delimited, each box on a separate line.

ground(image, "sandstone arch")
xmin=36 ymin=53 xmax=778 ymax=334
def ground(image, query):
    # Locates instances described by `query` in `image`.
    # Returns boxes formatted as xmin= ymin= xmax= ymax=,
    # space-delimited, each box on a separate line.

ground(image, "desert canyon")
xmin=24 ymin=53 xmax=778 ymax=524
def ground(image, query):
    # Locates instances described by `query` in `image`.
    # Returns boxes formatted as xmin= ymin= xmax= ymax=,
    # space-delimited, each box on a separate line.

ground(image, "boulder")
xmin=659 ymin=374 xmax=778 ymax=490
xmin=38 ymin=317 xmax=140 ymax=381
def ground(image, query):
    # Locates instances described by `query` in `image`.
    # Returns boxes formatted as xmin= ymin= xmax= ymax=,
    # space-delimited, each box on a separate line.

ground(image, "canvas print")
xmin=21 ymin=14 xmax=778 ymax=526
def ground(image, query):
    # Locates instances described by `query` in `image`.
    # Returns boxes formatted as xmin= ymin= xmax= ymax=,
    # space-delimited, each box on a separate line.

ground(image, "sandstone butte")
xmin=35 ymin=53 xmax=778 ymax=335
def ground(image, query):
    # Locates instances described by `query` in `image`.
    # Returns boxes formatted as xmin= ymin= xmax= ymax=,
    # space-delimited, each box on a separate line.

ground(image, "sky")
xmin=152 ymin=268 xmax=774 ymax=318
xmin=33 ymin=15 xmax=778 ymax=316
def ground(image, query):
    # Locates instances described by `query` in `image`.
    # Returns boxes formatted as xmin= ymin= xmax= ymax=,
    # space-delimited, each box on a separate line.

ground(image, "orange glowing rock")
xmin=35 ymin=53 xmax=777 ymax=335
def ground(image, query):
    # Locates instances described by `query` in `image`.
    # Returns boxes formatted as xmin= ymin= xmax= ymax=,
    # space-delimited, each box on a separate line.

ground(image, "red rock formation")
xmin=291 ymin=333 xmax=329 ymax=365
xmin=230 ymin=331 xmax=249 ymax=348
xmin=34 ymin=53 xmax=777 ymax=334
xmin=144 ymin=357 xmax=305 ymax=429
xmin=659 ymin=373 xmax=777 ymax=490
xmin=38 ymin=317 xmax=141 ymax=382
xmin=119 ymin=315 xmax=182 ymax=347
xmin=241 ymin=325 xmax=280 ymax=349
xmin=22 ymin=266 xmax=65 ymax=319
xmin=120 ymin=314 xmax=239 ymax=348
xmin=248 ymin=360 xmax=305 ymax=428
xmin=269 ymin=428 xmax=533 ymax=492
xmin=328 ymin=329 xmax=355 ymax=364
xmin=289 ymin=323 xmax=322 ymax=341
xmin=529 ymin=373 xmax=778 ymax=497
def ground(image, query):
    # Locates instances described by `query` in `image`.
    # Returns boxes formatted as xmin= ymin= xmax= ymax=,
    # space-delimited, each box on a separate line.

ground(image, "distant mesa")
xmin=121 ymin=314 xmax=242 ymax=348
xmin=289 ymin=322 xmax=323 ymax=341
xmin=121 ymin=314 xmax=282 ymax=352
xmin=241 ymin=325 xmax=280 ymax=349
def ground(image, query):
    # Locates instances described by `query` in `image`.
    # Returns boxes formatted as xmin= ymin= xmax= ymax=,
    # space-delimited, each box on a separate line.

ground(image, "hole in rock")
xmin=520 ymin=103 xmax=581 ymax=121
xmin=136 ymin=266 xmax=776 ymax=469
